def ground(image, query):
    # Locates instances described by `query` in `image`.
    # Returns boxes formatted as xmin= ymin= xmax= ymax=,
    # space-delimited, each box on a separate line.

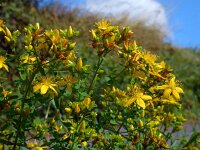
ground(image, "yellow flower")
xmin=130 ymin=91 xmax=152 ymax=109
xmin=33 ymin=77 xmax=58 ymax=95
xmin=156 ymin=77 xmax=183 ymax=101
xmin=2 ymin=89 xmax=12 ymax=97
xmin=56 ymin=75 xmax=77 ymax=92
xmin=143 ymin=52 xmax=157 ymax=66
xmin=120 ymin=98 xmax=132 ymax=107
xmin=118 ymin=90 xmax=152 ymax=109
xmin=20 ymin=55 xmax=36 ymax=63
xmin=82 ymin=141 xmax=88 ymax=147
xmin=36 ymin=147 xmax=47 ymax=150
xmin=96 ymin=20 xmax=110 ymax=31
xmin=27 ymin=140 xmax=37 ymax=148
xmin=0 ymin=56 xmax=9 ymax=72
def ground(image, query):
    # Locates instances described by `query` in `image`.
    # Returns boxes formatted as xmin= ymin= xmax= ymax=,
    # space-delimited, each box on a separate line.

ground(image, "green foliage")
xmin=0 ymin=19 xmax=190 ymax=149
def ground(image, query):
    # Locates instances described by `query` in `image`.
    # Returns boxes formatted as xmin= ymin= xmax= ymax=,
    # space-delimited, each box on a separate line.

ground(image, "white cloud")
xmin=83 ymin=0 xmax=169 ymax=34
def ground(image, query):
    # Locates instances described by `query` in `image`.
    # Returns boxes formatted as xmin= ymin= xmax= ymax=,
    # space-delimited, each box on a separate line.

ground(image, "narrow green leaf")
xmin=183 ymin=132 xmax=200 ymax=147
xmin=136 ymin=142 xmax=143 ymax=150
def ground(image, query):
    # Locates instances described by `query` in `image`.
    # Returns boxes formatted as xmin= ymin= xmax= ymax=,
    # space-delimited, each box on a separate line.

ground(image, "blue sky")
xmin=160 ymin=0 xmax=200 ymax=48
xmin=43 ymin=0 xmax=200 ymax=48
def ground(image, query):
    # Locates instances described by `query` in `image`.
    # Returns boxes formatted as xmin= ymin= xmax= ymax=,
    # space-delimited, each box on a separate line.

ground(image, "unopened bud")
xmin=5 ymin=27 xmax=12 ymax=38
xmin=80 ymin=120 xmax=86 ymax=132
xmin=69 ymin=42 xmax=76 ymax=49
xmin=83 ymin=97 xmax=91 ymax=106
xmin=65 ymin=107 xmax=71 ymax=113
xmin=141 ymin=110 xmax=145 ymax=117
xmin=35 ymin=22 xmax=40 ymax=29
xmin=138 ymin=119 xmax=144 ymax=127
xmin=74 ymin=104 xmax=80 ymax=114
xmin=91 ymin=30 xmax=96 ymax=39
xmin=133 ymin=41 xmax=137 ymax=49
xmin=76 ymin=58 xmax=83 ymax=71
xmin=68 ymin=25 xmax=73 ymax=37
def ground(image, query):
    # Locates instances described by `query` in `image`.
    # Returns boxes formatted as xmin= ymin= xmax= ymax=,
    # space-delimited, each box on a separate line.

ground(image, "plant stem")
xmin=87 ymin=57 xmax=103 ymax=94
xmin=13 ymin=69 xmax=38 ymax=150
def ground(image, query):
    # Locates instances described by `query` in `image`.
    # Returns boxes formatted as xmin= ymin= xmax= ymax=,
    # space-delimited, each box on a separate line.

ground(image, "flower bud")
xmin=80 ymin=120 xmax=86 ymax=132
xmin=138 ymin=119 xmax=144 ymax=127
xmin=141 ymin=110 xmax=145 ymax=117
xmin=91 ymin=30 xmax=96 ymax=39
xmin=130 ymin=125 xmax=134 ymax=131
xmin=133 ymin=41 xmax=137 ymax=50
xmin=68 ymin=42 xmax=76 ymax=49
xmin=68 ymin=25 xmax=73 ymax=37
xmin=150 ymin=130 xmax=154 ymax=138
xmin=74 ymin=104 xmax=80 ymax=114
xmin=5 ymin=27 xmax=12 ymax=38
xmin=83 ymin=97 xmax=91 ymax=106
xmin=65 ymin=107 xmax=71 ymax=113
xmin=35 ymin=22 xmax=40 ymax=29
xmin=124 ymin=41 xmax=129 ymax=51
xmin=76 ymin=58 xmax=83 ymax=71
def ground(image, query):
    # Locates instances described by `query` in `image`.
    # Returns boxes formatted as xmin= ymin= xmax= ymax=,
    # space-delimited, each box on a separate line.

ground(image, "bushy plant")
xmin=0 ymin=19 xmax=190 ymax=149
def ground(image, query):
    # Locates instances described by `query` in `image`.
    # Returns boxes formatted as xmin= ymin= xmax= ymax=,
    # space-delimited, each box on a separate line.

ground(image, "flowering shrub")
xmin=0 ymin=19 xmax=185 ymax=149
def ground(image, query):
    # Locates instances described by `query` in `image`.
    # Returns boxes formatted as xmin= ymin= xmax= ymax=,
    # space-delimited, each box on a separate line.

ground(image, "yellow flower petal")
xmin=155 ymin=85 xmax=168 ymax=90
xmin=33 ymin=83 xmax=42 ymax=93
xmin=169 ymin=77 xmax=175 ymax=88
xmin=136 ymin=98 xmax=146 ymax=109
xmin=141 ymin=95 xmax=152 ymax=100
xmin=172 ymin=90 xmax=180 ymax=100
xmin=49 ymin=84 xmax=58 ymax=95
xmin=40 ymin=85 xmax=49 ymax=95
xmin=174 ymin=87 xmax=184 ymax=93
xmin=49 ymin=85 xmax=58 ymax=95
xmin=163 ymin=88 xmax=172 ymax=98
xmin=3 ymin=64 xmax=9 ymax=72
xmin=162 ymin=99 xmax=180 ymax=106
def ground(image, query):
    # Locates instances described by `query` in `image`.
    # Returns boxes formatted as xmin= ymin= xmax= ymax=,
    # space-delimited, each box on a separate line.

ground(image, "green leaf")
xmin=19 ymin=70 xmax=26 ymax=80
xmin=183 ymin=132 xmax=200 ymax=147
xmin=74 ymin=83 xmax=81 ymax=90
xmin=146 ymin=145 xmax=155 ymax=150
xmin=110 ymin=114 xmax=116 ymax=119
xmin=110 ymin=120 xmax=117 ymax=125
xmin=136 ymin=143 xmax=143 ymax=150
xmin=105 ymin=76 xmax=111 ymax=82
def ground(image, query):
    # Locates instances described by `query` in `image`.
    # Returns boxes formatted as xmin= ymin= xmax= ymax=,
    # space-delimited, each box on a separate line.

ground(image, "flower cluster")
xmin=0 ymin=19 xmax=185 ymax=149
